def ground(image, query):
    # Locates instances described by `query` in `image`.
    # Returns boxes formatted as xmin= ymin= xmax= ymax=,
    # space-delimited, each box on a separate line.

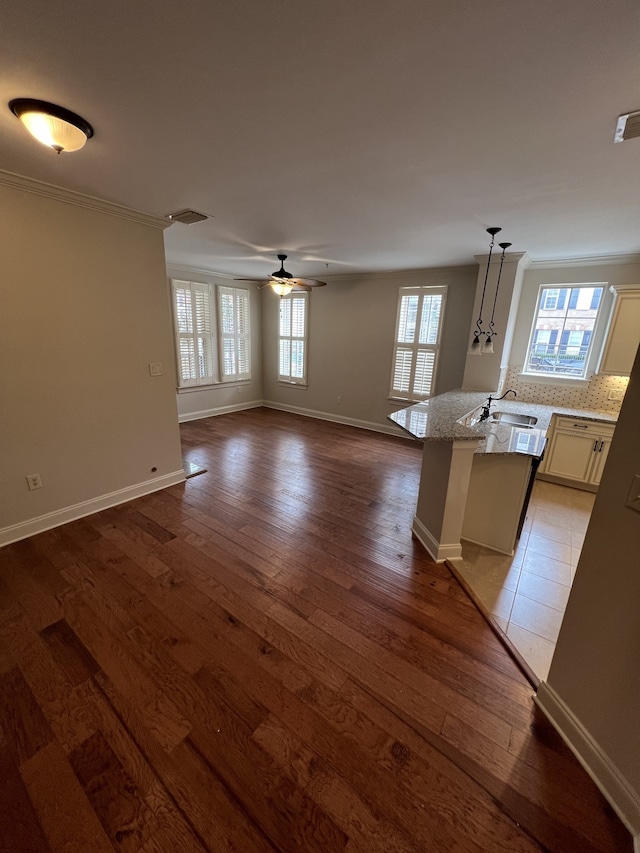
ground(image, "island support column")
xmin=411 ymin=439 xmax=479 ymax=562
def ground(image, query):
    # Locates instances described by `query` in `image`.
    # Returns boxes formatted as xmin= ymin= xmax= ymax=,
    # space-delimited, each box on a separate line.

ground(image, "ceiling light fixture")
xmin=469 ymin=227 xmax=511 ymax=355
xmin=9 ymin=98 xmax=93 ymax=153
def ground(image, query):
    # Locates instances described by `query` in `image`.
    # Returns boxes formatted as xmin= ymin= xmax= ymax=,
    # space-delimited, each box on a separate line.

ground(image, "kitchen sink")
xmin=490 ymin=411 xmax=538 ymax=427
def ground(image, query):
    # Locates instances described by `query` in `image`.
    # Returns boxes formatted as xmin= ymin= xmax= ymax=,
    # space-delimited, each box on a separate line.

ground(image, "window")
xmin=524 ymin=284 xmax=605 ymax=379
xmin=218 ymin=286 xmax=251 ymax=382
xmin=278 ymin=292 xmax=308 ymax=384
xmin=390 ymin=286 xmax=446 ymax=401
xmin=171 ymin=280 xmax=251 ymax=388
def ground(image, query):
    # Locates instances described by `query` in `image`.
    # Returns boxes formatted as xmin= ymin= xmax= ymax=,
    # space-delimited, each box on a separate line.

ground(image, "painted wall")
xmin=262 ymin=266 xmax=477 ymax=432
xmin=547 ymin=342 xmax=640 ymax=814
xmin=166 ymin=266 xmax=263 ymax=421
xmin=0 ymin=181 xmax=184 ymax=538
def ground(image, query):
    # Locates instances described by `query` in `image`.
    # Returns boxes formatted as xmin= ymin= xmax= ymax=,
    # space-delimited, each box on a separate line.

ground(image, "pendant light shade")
xmin=9 ymin=99 xmax=93 ymax=153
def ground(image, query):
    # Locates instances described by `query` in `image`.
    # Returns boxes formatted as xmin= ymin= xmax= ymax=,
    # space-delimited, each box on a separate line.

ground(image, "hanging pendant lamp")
xmin=482 ymin=240 xmax=512 ymax=353
xmin=469 ymin=227 xmax=501 ymax=355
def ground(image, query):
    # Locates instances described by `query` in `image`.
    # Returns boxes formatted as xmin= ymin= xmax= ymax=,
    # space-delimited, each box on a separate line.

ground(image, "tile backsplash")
xmin=498 ymin=366 xmax=628 ymax=413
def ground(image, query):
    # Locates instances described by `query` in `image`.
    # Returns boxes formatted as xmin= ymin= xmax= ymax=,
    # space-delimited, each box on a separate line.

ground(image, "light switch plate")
xmin=149 ymin=362 xmax=163 ymax=376
xmin=625 ymin=474 xmax=640 ymax=513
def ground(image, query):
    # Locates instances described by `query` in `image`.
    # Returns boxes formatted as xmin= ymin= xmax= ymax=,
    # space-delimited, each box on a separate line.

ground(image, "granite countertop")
xmin=388 ymin=389 xmax=618 ymax=459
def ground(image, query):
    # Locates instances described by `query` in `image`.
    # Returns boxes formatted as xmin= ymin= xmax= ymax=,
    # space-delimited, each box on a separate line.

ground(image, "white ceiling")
xmin=1 ymin=0 xmax=639 ymax=280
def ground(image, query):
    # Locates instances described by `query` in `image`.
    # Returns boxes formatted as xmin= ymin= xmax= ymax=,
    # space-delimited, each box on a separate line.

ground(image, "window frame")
xmin=522 ymin=283 xmax=607 ymax=382
xmin=171 ymin=279 xmax=251 ymax=390
xmin=389 ymin=285 xmax=447 ymax=402
xmin=278 ymin=291 xmax=309 ymax=386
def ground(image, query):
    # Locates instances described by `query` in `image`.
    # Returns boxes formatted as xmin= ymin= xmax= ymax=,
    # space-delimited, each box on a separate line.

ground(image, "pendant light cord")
xmin=473 ymin=227 xmax=500 ymax=340
xmin=486 ymin=241 xmax=511 ymax=341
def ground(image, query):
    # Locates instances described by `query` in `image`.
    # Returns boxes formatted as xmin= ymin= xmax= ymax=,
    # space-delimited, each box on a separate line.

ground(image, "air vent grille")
xmin=166 ymin=209 xmax=209 ymax=224
xmin=614 ymin=111 xmax=640 ymax=143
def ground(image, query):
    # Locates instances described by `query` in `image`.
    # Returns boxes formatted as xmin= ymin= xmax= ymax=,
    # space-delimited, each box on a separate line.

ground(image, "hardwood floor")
xmin=0 ymin=407 xmax=632 ymax=852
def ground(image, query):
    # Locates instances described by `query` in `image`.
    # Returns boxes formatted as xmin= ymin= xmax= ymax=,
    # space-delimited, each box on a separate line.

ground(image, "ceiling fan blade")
xmin=292 ymin=277 xmax=327 ymax=288
xmin=291 ymin=283 xmax=312 ymax=292
xmin=234 ymin=278 xmax=268 ymax=282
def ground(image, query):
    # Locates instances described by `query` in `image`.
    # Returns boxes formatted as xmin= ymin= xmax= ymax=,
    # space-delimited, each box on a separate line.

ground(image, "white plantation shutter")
xmin=279 ymin=293 xmax=308 ymax=383
xmin=172 ymin=280 xmax=216 ymax=387
xmin=390 ymin=286 xmax=446 ymax=400
xmin=218 ymin=286 xmax=251 ymax=382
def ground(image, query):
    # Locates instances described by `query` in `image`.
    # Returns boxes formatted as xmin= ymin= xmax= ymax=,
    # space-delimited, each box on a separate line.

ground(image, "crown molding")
xmin=528 ymin=252 xmax=640 ymax=269
xmin=0 ymin=170 xmax=170 ymax=230
xmin=166 ymin=262 xmax=236 ymax=280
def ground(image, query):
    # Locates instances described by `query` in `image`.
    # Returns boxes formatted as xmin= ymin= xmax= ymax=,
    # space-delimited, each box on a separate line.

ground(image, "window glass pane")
xmin=220 ymin=292 xmax=235 ymax=334
xmin=291 ymin=341 xmax=305 ymax=378
xmin=392 ymin=348 xmax=413 ymax=393
xmin=280 ymin=300 xmax=291 ymax=337
xmin=175 ymin=289 xmax=193 ymax=334
xmin=397 ymin=295 xmax=419 ymax=343
xmin=526 ymin=285 xmax=604 ymax=377
xmin=291 ymin=298 xmax=306 ymax=338
xmin=179 ymin=338 xmax=195 ymax=380
xmin=418 ymin=294 xmax=442 ymax=345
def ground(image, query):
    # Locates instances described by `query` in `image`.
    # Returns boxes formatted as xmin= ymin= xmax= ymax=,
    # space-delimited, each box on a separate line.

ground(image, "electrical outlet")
xmin=149 ymin=362 xmax=163 ymax=376
xmin=608 ymin=388 xmax=625 ymax=401
xmin=26 ymin=473 xmax=42 ymax=491
xmin=337 ymin=396 xmax=342 ymax=404
xmin=626 ymin=475 xmax=640 ymax=514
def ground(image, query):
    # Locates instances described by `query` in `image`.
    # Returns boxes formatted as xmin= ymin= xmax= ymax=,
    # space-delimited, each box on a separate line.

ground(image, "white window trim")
xmin=389 ymin=285 xmax=447 ymax=402
xmin=278 ymin=291 xmax=309 ymax=386
xmin=521 ymin=282 xmax=608 ymax=383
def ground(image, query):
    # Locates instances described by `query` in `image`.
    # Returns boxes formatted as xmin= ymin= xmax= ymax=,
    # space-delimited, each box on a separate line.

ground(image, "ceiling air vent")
xmin=166 ymin=209 xmax=210 ymax=224
xmin=614 ymin=110 xmax=640 ymax=143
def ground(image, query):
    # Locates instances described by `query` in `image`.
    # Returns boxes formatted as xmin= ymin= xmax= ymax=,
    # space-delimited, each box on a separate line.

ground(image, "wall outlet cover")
xmin=625 ymin=474 xmax=640 ymax=513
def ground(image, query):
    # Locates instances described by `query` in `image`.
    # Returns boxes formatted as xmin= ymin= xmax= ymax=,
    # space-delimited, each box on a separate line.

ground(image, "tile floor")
xmin=455 ymin=479 xmax=595 ymax=681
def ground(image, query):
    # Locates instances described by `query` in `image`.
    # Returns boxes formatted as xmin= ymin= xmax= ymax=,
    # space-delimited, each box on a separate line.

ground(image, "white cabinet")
xmin=538 ymin=416 xmax=615 ymax=491
xmin=598 ymin=285 xmax=640 ymax=376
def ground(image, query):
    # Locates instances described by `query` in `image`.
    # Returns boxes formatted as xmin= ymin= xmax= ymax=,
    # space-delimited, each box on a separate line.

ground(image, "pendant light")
xmin=469 ymin=227 xmax=501 ymax=354
xmin=481 ymin=240 xmax=512 ymax=353
xmin=9 ymin=99 xmax=93 ymax=153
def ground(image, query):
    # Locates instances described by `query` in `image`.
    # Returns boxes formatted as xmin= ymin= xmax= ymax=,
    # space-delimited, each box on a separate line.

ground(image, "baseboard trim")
xmin=411 ymin=516 xmax=463 ymax=562
xmin=536 ymin=681 xmax=640 ymax=844
xmin=178 ymin=400 xmax=263 ymax=423
xmin=0 ymin=470 xmax=186 ymax=547
xmin=262 ymin=400 xmax=409 ymax=439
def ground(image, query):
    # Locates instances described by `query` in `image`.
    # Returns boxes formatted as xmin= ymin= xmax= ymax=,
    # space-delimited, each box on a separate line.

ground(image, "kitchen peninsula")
xmin=389 ymin=390 xmax=616 ymax=561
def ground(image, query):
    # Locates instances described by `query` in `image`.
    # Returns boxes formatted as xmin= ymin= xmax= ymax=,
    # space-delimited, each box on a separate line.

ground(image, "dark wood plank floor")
xmin=0 ymin=407 xmax=632 ymax=852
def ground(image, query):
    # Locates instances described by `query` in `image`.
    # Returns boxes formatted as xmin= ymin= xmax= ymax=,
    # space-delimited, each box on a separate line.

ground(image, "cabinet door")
xmin=599 ymin=289 xmax=640 ymax=376
xmin=544 ymin=430 xmax=599 ymax=482
xmin=589 ymin=437 xmax=612 ymax=486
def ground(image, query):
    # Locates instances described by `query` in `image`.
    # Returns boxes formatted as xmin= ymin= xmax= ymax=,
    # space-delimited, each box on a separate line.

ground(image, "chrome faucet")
xmin=478 ymin=389 xmax=517 ymax=421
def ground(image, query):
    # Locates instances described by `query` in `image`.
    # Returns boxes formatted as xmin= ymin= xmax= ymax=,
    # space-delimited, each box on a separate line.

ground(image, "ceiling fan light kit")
xmin=235 ymin=254 xmax=327 ymax=295
xmin=9 ymin=98 xmax=93 ymax=153
xmin=469 ymin=227 xmax=512 ymax=355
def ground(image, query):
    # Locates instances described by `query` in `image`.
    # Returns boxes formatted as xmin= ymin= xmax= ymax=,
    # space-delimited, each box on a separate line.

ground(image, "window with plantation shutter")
xmin=171 ymin=280 xmax=217 ymax=387
xmin=171 ymin=280 xmax=252 ymax=389
xmin=218 ymin=286 xmax=251 ymax=382
xmin=278 ymin=292 xmax=308 ymax=384
xmin=390 ymin=286 xmax=446 ymax=401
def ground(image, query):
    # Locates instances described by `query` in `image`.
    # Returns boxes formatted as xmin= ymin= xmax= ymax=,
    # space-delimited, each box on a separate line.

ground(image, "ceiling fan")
xmin=235 ymin=254 xmax=327 ymax=296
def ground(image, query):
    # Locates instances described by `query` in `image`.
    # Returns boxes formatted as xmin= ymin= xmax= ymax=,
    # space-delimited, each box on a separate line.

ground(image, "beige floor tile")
xmin=570 ymin=547 xmax=582 ymax=567
xmin=505 ymin=623 xmax=556 ymax=681
xmin=520 ymin=550 xmax=573 ymax=585
xmin=493 ymin=616 xmax=509 ymax=632
xmin=531 ymin=506 xmax=575 ymax=529
xmin=510 ymin=594 xmax=565 ymax=643
xmin=570 ymin=529 xmax=586 ymax=549
xmin=481 ymin=586 xmax=515 ymax=622
xmin=528 ymin=519 xmax=572 ymax=545
xmin=526 ymin=533 xmax=573 ymax=564
xmin=516 ymin=570 xmax=571 ymax=611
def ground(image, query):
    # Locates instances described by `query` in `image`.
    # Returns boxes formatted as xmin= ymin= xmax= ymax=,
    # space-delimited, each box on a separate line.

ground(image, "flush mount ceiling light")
xmin=469 ymin=227 xmax=512 ymax=355
xmin=9 ymin=98 xmax=93 ymax=153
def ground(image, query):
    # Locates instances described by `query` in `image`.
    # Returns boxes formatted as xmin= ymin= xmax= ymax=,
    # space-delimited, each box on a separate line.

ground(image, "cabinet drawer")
xmin=554 ymin=417 xmax=615 ymax=437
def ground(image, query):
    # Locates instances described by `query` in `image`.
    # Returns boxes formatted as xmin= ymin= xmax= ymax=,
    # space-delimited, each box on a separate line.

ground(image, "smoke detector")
xmin=614 ymin=110 xmax=640 ymax=143
xmin=166 ymin=209 xmax=210 ymax=224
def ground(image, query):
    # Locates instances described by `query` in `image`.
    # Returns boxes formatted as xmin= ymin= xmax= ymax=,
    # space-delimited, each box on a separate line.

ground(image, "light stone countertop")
xmin=388 ymin=389 xmax=618 ymax=459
